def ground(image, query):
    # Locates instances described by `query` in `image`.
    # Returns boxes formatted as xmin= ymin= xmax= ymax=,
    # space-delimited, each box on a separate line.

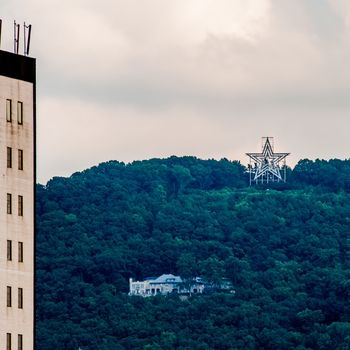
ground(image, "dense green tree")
xmin=36 ymin=157 xmax=350 ymax=349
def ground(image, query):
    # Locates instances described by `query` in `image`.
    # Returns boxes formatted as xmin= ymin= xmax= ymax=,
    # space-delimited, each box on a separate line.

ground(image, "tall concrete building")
xmin=0 ymin=50 xmax=36 ymax=349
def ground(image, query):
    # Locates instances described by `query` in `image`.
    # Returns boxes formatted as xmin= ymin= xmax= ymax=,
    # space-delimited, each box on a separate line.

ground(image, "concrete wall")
xmin=0 ymin=75 xmax=34 ymax=349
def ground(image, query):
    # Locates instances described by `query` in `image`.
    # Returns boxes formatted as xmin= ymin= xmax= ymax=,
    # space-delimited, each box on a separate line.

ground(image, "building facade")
xmin=0 ymin=50 xmax=36 ymax=350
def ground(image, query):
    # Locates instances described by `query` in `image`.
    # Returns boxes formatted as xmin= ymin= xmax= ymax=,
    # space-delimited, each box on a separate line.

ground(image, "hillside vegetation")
xmin=36 ymin=157 xmax=350 ymax=349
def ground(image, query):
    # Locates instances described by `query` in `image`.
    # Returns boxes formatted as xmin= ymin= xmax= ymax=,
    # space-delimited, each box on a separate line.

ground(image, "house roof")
xmin=150 ymin=274 xmax=183 ymax=284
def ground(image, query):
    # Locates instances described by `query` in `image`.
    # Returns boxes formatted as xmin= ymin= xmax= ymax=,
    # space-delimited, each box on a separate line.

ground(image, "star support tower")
xmin=246 ymin=137 xmax=290 ymax=185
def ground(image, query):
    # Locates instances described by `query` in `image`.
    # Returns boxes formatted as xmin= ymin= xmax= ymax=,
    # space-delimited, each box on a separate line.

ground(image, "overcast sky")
xmin=2 ymin=0 xmax=350 ymax=183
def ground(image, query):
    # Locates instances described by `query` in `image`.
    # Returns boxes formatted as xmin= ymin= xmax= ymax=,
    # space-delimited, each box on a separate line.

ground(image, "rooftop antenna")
xmin=24 ymin=22 xmax=32 ymax=56
xmin=0 ymin=19 xmax=2 ymax=49
xmin=14 ymin=20 xmax=20 ymax=54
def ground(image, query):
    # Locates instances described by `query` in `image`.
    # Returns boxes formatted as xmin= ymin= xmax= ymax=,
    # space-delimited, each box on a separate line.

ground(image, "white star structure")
xmin=246 ymin=138 xmax=290 ymax=182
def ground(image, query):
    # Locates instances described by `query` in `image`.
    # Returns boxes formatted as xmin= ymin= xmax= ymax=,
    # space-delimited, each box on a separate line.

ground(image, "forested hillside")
xmin=36 ymin=157 xmax=350 ymax=349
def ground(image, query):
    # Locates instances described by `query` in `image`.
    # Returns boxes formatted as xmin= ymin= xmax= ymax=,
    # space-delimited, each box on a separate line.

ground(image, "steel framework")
xmin=246 ymin=137 xmax=290 ymax=185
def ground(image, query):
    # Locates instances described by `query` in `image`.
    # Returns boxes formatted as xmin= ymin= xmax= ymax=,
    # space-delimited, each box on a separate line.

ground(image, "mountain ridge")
xmin=36 ymin=156 xmax=350 ymax=349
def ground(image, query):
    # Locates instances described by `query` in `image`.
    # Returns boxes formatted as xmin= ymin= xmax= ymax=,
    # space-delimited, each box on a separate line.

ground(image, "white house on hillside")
xmin=129 ymin=274 xmax=205 ymax=297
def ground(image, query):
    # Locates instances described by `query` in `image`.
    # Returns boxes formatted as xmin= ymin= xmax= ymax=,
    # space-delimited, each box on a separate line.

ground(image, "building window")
xmin=7 ymin=286 xmax=12 ymax=307
xmin=7 ymin=147 xmax=12 ymax=168
xmin=18 ymin=288 xmax=23 ymax=309
xmin=6 ymin=99 xmax=12 ymax=122
xmin=17 ymin=102 xmax=23 ymax=125
xmin=6 ymin=333 xmax=11 ymax=350
xmin=18 ymin=335 xmax=23 ymax=350
xmin=18 ymin=196 xmax=23 ymax=217
xmin=7 ymin=240 xmax=12 ymax=261
xmin=18 ymin=150 xmax=23 ymax=170
xmin=18 ymin=242 xmax=23 ymax=263
xmin=7 ymin=194 xmax=12 ymax=214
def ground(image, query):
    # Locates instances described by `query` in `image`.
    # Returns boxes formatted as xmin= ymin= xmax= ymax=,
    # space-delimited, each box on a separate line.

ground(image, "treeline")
xmin=36 ymin=157 xmax=350 ymax=349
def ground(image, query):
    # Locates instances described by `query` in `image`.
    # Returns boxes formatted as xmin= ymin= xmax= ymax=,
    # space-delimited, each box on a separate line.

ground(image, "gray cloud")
xmin=2 ymin=0 xmax=350 ymax=183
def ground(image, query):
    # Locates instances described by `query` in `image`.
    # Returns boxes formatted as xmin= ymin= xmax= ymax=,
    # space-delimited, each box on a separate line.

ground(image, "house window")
xmin=18 ymin=242 xmax=23 ymax=263
xmin=7 ymin=194 xmax=12 ymax=214
xmin=6 ymin=99 xmax=12 ymax=122
xmin=18 ymin=196 xmax=23 ymax=216
xmin=18 ymin=150 xmax=23 ymax=171
xmin=18 ymin=335 xmax=23 ymax=350
xmin=18 ymin=288 xmax=23 ymax=309
xmin=7 ymin=286 xmax=12 ymax=307
xmin=7 ymin=147 xmax=12 ymax=168
xmin=17 ymin=102 xmax=23 ymax=125
xmin=7 ymin=240 xmax=12 ymax=261
xmin=6 ymin=333 xmax=11 ymax=350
